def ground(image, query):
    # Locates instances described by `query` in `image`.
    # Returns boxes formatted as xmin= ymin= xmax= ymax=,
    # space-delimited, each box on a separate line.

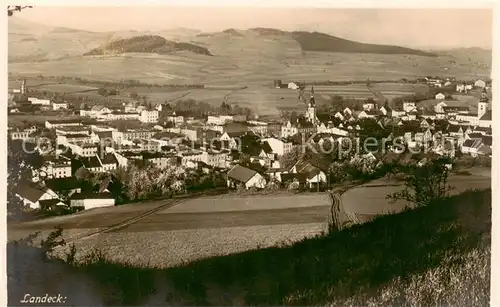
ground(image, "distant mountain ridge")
xmin=9 ymin=17 xmax=490 ymax=63
xmin=83 ymin=35 xmax=212 ymax=56
xmin=290 ymin=31 xmax=437 ymax=57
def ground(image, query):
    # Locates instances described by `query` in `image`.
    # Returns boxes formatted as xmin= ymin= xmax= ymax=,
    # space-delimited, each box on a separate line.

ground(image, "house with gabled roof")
xmin=420 ymin=119 xmax=431 ymax=129
xmin=288 ymin=155 xmax=329 ymax=188
xmin=100 ymin=153 xmax=118 ymax=172
xmin=447 ymin=124 xmax=464 ymax=136
xmin=15 ymin=180 xmax=58 ymax=209
xmin=379 ymin=105 xmax=392 ymax=117
xmin=343 ymin=107 xmax=353 ymax=116
xmin=81 ymin=155 xmax=103 ymax=173
xmin=44 ymin=177 xmax=82 ymax=199
xmin=334 ymin=111 xmax=345 ymax=121
xmin=461 ymin=139 xmax=489 ymax=157
xmin=226 ymin=164 xmax=266 ymax=189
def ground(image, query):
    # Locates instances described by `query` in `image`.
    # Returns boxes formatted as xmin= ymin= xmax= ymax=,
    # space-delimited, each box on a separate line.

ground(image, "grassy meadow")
xmin=8 ymin=188 xmax=490 ymax=306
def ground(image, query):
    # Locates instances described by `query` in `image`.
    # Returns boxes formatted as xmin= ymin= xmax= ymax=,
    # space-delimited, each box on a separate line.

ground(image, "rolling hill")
xmin=83 ymin=35 xmax=212 ymax=56
xmin=291 ymin=31 xmax=437 ymax=57
xmin=8 ymin=18 xmax=492 ymax=86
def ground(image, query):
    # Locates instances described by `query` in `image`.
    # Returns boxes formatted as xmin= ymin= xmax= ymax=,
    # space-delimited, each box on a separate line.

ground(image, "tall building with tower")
xmin=477 ymin=88 xmax=489 ymax=119
xmin=305 ymin=85 xmax=318 ymax=125
xmin=21 ymin=79 xmax=27 ymax=95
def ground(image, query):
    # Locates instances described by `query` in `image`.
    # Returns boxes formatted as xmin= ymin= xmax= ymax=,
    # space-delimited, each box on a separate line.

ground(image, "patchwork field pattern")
xmin=9 ymin=193 xmax=332 ymax=267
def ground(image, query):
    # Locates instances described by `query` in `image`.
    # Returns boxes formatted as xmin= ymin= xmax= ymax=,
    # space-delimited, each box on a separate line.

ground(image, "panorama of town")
xmin=8 ymin=76 xmax=492 ymax=212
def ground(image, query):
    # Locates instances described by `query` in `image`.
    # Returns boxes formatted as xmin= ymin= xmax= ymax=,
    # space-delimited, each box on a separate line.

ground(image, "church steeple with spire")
xmin=309 ymin=85 xmax=316 ymax=107
xmin=306 ymin=84 xmax=317 ymax=124
xmin=21 ymin=78 xmax=27 ymax=95
xmin=478 ymin=87 xmax=489 ymax=119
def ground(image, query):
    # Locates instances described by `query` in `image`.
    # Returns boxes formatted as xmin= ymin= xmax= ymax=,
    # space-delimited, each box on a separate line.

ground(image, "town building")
xmin=15 ymin=180 xmax=58 ymax=209
xmin=70 ymin=192 xmax=115 ymax=210
xmin=45 ymin=119 xmax=83 ymax=130
xmin=139 ymin=109 xmax=159 ymax=123
xmin=226 ymin=165 xmax=267 ymax=189
xmin=52 ymin=101 xmax=68 ymax=110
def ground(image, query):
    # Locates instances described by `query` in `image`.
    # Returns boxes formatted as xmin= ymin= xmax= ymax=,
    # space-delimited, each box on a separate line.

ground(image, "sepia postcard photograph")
xmin=3 ymin=1 xmax=497 ymax=306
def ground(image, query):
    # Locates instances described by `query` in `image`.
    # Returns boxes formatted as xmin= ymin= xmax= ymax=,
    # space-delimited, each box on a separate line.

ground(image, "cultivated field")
xmin=417 ymin=94 xmax=479 ymax=111
xmin=35 ymin=83 xmax=98 ymax=93
xmin=313 ymin=84 xmax=375 ymax=100
xmin=371 ymin=82 xmax=429 ymax=101
xmin=8 ymin=193 xmax=332 ymax=267
xmin=9 ymin=49 xmax=492 ymax=87
xmin=341 ymin=170 xmax=491 ymax=218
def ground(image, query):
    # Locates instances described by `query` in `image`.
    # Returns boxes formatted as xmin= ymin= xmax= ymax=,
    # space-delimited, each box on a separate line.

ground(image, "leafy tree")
xmin=7 ymin=139 xmax=45 ymax=216
xmin=97 ymin=88 xmax=108 ymax=96
xmin=8 ymin=5 xmax=32 ymax=16
xmin=387 ymin=157 xmax=452 ymax=207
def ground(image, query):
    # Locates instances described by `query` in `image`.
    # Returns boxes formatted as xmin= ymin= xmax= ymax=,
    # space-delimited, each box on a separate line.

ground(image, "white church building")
xmin=455 ymin=89 xmax=492 ymax=128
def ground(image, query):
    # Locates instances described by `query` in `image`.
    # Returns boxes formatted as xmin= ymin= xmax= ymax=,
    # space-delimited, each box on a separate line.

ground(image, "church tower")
xmin=21 ymin=79 xmax=27 ymax=95
xmin=477 ymin=88 xmax=489 ymax=119
xmin=306 ymin=85 xmax=317 ymax=124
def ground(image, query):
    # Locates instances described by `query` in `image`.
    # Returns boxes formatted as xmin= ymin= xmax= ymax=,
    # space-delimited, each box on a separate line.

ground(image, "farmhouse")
xmin=288 ymin=82 xmax=300 ymax=90
xmin=15 ymin=180 xmax=58 ymax=210
xmin=474 ymin=79 xmax=486 ymax=88
xmin=226 ymin=165 xmax=267 ymax=189
xmin=435 ymin=93 xmax=445 ymax=100
xmin=70 ymin=192 xmax=115 ymax=210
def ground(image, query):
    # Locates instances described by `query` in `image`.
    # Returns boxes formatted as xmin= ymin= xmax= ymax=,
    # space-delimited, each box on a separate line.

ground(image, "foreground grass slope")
xmin=71 ymin=189 xmax=490 ymax=306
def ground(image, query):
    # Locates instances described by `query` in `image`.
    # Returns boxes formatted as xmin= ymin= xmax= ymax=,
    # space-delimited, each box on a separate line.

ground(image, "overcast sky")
xmin=16 ymin=7 xmax=493 ymax=49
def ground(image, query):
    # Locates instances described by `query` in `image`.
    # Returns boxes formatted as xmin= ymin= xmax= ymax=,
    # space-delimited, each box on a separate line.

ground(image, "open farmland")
xmin=341 ymin=170 xmax=490 ymax=222
xmin=371 ymin=82 xmax=429 ymax=100
xmin=417 ymin=94 xmax=479 ymax=111
xmin=35 ymin=83 xmax=98 ymax=93
xmin=313 ymin=84 xmax=375 ymax=100
xmin=8 ymin=193 xmax=331 ymax=268
xmin=9 ymin=48 xmax=492 ymax=87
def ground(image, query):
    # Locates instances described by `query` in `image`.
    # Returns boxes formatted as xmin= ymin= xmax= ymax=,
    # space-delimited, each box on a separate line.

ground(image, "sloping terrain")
xmin=8 ymin=17 xmax=111 ymax=61
xmin=8 ymin=18 xmax=492 ymax=85
xmin=83 ymin=35 xmax=212 ymax=56
xmin=8 ymin=188 xmax=490 ymax=306
xmin=291 ymin=31 xmax=437 ymax=56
